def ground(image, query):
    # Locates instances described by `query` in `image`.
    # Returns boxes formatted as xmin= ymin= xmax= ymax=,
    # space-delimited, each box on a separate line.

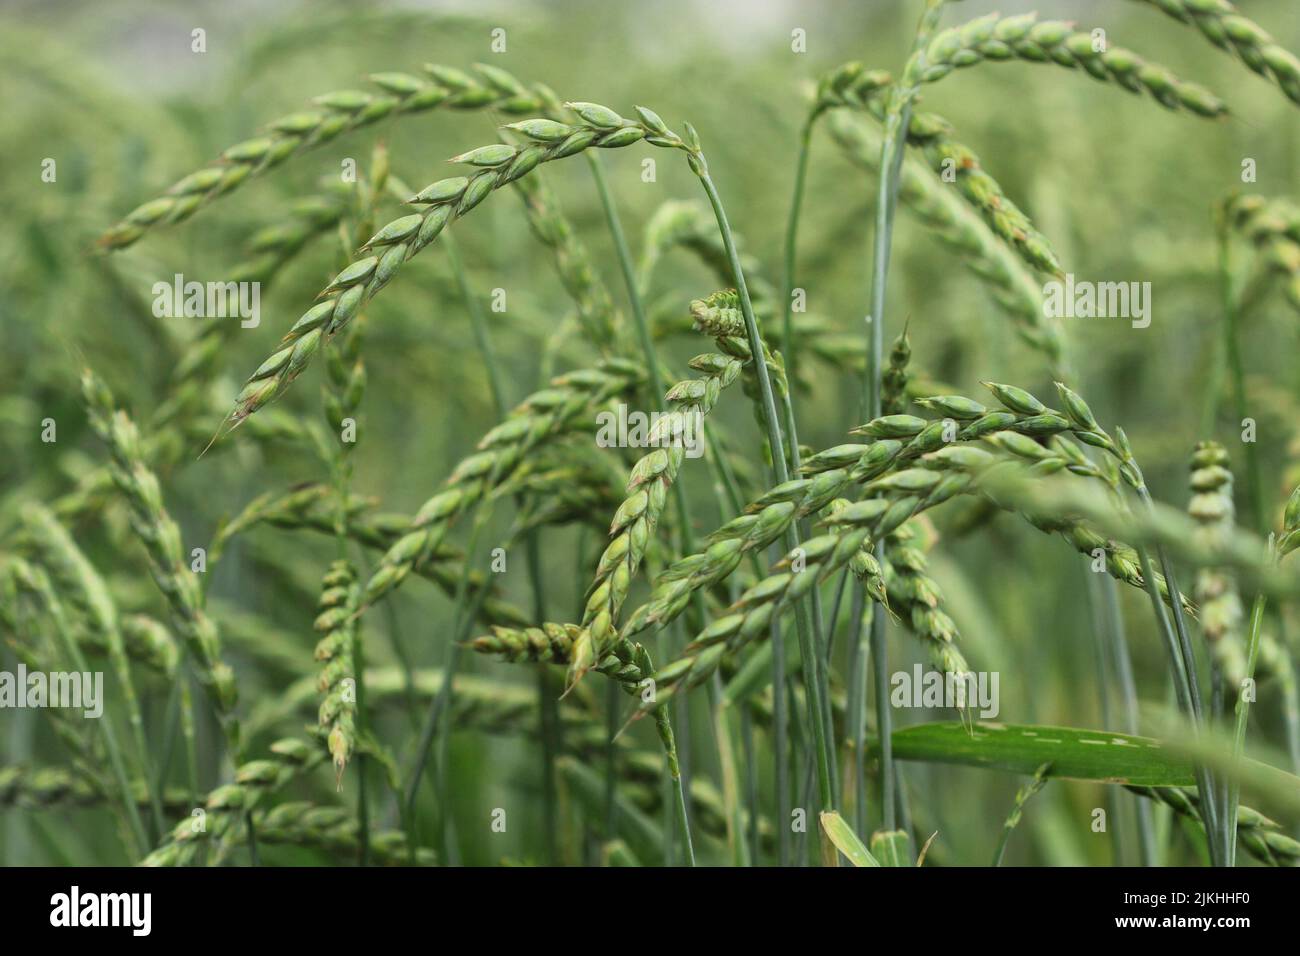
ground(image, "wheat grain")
xmin=879 ymin=519 xmax=971 ymax=678
xmin=903 ymin=112 xmax=1064 ymax=276
xmin=469 ymin=621 xmax=648 ymax=689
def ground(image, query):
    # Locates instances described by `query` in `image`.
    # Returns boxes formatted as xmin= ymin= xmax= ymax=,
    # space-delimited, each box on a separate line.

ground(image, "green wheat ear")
xmin=1127 ymin=0 xmax=1300 ymax=106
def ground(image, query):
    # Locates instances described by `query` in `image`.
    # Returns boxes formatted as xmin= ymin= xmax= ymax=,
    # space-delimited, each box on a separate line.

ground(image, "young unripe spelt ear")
xmin=919 ymin=11 xmax=1230 ymax=116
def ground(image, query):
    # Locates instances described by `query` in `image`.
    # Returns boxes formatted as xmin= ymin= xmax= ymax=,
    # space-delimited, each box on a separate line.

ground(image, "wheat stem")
xmin=692 ymin=155 xmax=837 ymax=837
xmin=779 ymin=115 xmax=815 ymax=388
xmin=1227 ymin=540 xmax=1273 ymax=866
xmin=863 ymin=0 xmax=950 ymax=834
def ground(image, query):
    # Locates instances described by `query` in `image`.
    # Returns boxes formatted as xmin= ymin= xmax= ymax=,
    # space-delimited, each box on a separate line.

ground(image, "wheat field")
xmin=3 ymin=0 xmax=1300 ymax=868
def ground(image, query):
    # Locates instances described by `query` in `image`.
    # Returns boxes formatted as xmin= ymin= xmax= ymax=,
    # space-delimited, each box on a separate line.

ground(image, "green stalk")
xmin=1096 ymin=572 xmax=1157 ymax=866
xmin=860 ymin=0 xmax=951 ymax=835
xmin=1134 ymin=483 xmax=1218 ymax=853
xmin=863 ymin=97 xmax=912 ymax=839
xmin=1227 ymin=540 xmax=1273 ymax=867
xmin=245 ymin=812 xmax=260 ymax=865
xmin=584 ymin=150 xmax=696 ymax=865
xmin=781 ymin=387 xmax=839 ymax=792
xmin=400 ymin=510 xmax=494 ymax=860
xmin=772 ymin=617 xmax=790 ymax=865
xmin=694 ymin=156 xmax=837 ymax=846
xmin=869 ymin=610 xmax=894 ymax=831
xmin=710 ymin=676 xmax=749 ymax=866
xmin=780 ymin=115 xmax=816 ymax=398
xmin=527 ymin=531 xmax=560 ymax=865
xmin=693 ymin=164 xmax=790 ymax=478
xmin=1133 ymin=541 xmax=1221 ymax=866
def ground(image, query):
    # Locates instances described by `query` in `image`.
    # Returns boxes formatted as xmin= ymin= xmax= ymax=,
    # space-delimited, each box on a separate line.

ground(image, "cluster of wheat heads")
xmin=5 ymin=1 xmax=1300 ymax=868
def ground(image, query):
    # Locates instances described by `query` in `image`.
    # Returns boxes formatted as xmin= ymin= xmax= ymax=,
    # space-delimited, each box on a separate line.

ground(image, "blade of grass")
xmin=1227 ymin=540 xmax=1273 ymax=866
xmin=819 ymin=810 xmax=880 ymax=866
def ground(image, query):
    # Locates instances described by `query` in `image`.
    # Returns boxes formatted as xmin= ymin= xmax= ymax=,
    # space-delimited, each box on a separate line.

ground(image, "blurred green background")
xmin=2 ymin=0 xmax=1298 ymax=865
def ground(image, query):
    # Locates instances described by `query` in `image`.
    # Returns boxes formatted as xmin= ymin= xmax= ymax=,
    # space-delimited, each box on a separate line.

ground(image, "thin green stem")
xmin=526 ymin=531 xmax=559 ymax=865
xmin=846 ymin=585 xmax=869 ymax=836
xmin=859 ymin=4 xmax=952 ymax=837
xmin=400 ymin=511 xmax=493 ymax=860
xmin=780 ymin=115 xmax=816 ymax=398
xmin=863 ymin=96 xmax=915 ymax=842
xmin=870 ymin=605 xmax=894 ymax=832
xmin=1096 ymin=572 xmax=1157 ymax=866
xmin=710 ymin=677 xmax=748 ymax=866
xmin=1134 ymin=484 xmax=1217 ymax=849
xmin=584 ymin=149 xmax=696 ymax=860
xmin=696 ymin=162 xmax=837 ymax=863
xmin=584 ymin=153 xmax=662 ymax=393
xmin=353 ymin=614 xmax=370 ymax=866
xmin=1227 ymin=540 xmax=1273 ymax=867
xmin=1133 ymin=540 xmax=1221 ymax=866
